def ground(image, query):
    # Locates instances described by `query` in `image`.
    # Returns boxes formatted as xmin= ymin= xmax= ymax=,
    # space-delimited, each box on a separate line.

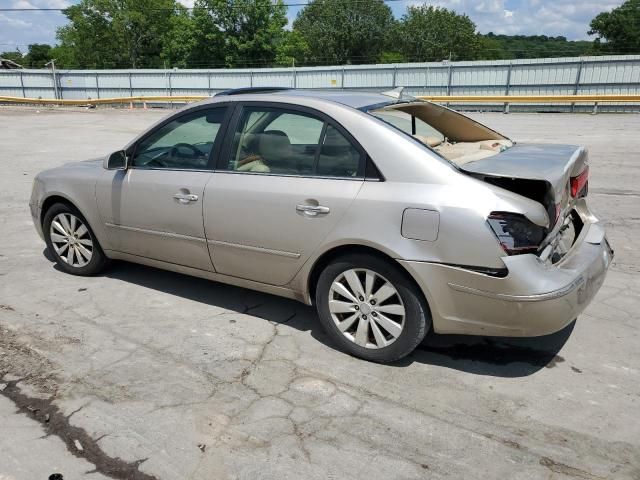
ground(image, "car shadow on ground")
xmin=44 ymin=251 xmax=574 ymax=378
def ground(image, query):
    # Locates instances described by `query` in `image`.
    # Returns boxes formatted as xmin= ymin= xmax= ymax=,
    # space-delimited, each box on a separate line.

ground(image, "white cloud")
xmin=0 ymin=0 xmax=69 ymax=51
xmin=402 ymin=0 xmax=624 ymax=40
xmin=0 ymin=13 xmax=33 ymax=28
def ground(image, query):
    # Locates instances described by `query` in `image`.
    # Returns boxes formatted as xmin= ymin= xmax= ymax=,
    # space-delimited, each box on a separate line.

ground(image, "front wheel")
xmin=315 ymin=254 xmax=430 ymax=363
xmin=43 ymin=203 xmax=108 ymax=276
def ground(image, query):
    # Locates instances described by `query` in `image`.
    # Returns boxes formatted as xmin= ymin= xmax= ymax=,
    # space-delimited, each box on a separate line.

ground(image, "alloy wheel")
xmin=49 ymin=213 xmax=94 ymax=268
xmin=328 ymin=268 xmax=405 ymax=349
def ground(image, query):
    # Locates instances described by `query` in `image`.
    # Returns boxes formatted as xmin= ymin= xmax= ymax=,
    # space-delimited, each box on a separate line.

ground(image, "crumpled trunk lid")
xmin=461 ymin=143 xmax=587 ymax=204
xmin=462 ymin=143 xmax=589 ymax=227
xmin=462 ymin=143 xmax=590 ymax=263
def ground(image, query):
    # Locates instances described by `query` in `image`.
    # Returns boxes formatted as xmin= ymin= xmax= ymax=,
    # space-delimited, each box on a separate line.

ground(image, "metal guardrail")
xmin=2 ymin=94 xmax=640 ymax=115
xmin=417 ymin=94 xmax=640 ymax=103
xmin=417 ymin=94 xmax=640 ymax=113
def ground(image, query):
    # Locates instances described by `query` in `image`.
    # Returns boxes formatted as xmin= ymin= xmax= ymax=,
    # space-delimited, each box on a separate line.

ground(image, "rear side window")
xmin=223 ymin=106 xmax=362 ymax=178
xmin=317 ymin=125 xmax=361 ymax=178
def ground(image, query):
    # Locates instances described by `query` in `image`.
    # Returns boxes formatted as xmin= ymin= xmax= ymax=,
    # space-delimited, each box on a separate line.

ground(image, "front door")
xmin=203 ymin=104 xmax=365 ymax=285
xmin=97 ymin=106 xmax=228 ymax=270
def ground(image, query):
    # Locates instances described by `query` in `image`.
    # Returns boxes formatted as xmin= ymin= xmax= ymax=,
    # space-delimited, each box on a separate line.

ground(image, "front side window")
xmin=223 ymin=106 xmax=362 ymax=178
xmin=132 ymin=107 xmax=227 ymax=170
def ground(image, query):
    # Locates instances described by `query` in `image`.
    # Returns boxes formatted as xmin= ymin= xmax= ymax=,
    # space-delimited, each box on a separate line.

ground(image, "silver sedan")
xmin=29 ymin=88 xmax=613 ymax=362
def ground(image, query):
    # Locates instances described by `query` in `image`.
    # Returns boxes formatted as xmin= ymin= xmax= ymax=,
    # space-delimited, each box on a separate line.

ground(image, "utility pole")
xmin=45 ymin=59 xmax=59 ymax=100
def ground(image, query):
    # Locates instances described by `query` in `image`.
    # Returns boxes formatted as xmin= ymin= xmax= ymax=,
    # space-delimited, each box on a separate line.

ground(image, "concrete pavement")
xmin=0 ymin=107 xmax=638 ymax=479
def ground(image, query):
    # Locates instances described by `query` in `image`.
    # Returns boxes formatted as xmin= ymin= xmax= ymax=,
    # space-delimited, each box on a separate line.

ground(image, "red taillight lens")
xmin=487 ymin=212 xmax=546 ymax=256
xmin=570 ymin=167 xmax=589 ymax=198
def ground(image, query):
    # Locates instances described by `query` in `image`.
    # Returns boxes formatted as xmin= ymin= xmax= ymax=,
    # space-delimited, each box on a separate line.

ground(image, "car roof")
xmin=214 ymin=88 xmax=399 ymax=110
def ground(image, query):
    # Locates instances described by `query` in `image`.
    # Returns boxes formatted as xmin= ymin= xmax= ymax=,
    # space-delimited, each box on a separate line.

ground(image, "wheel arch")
xmin=305 ymin=243 xmax=432 ymax=318
xmin=40 ymin=193 xmax=79 ymax=226
xmin=39 ymin=192 xmax=110 ymax=254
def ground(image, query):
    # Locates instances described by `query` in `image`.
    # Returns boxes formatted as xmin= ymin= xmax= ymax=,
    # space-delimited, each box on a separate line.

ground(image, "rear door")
xmin=96 ymin=105 xmax=230 ymax=270
xmin=203 ymin=103 xmax=365 ymax=285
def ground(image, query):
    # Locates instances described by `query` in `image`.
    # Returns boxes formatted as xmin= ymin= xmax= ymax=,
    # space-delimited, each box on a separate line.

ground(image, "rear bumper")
xmin=400 ymin=214 xmax=613 ymax=337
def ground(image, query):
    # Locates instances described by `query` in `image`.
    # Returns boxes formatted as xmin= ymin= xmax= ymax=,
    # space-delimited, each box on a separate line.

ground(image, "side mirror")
xmin=106 ymin=150 xmax=128 ymax=170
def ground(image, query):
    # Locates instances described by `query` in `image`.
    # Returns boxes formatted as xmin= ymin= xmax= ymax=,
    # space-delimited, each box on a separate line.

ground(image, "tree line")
xmin=2 ymin=0 xmax=639 ymax=69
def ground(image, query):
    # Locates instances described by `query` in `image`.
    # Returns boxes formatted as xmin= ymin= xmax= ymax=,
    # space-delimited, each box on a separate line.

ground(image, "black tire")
xmin=315 ymin=253 xmax=430 ymax=363
xmin=43 ymin=202 xmax=108 ymax=276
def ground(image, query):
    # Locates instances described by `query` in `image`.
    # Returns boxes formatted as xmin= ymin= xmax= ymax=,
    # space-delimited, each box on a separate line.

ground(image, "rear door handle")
xmin=173 ymin=193 xmax=199 ymax=204
xmin=296 ymin=204 xmax=330 ymax=216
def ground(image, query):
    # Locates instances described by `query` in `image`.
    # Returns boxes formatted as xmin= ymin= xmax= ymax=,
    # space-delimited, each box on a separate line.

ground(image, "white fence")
xmin=1 ymin=55 xmax=640 ymax=112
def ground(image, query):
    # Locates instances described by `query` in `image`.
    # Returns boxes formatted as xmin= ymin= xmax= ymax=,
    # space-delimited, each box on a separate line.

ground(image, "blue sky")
xmin=0 ymin=0 xmax=625 ymax=53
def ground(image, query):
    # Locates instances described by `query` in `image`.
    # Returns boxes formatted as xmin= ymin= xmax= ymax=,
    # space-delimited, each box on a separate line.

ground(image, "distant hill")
xmin=479 ymin=33 xmax=594 ymax=60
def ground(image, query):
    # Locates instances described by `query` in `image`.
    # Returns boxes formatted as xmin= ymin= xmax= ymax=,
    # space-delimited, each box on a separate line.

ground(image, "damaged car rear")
xmin=367 ymin=96 xmax=613 ymax=339
xmin=30 ymin=88 xmax=613 ymax=363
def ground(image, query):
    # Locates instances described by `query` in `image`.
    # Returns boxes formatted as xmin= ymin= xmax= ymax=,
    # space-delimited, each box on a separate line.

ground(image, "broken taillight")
xmin=487 ymin=212 xmax=546 ymax=256
xmin=570 ymin=167 xmax=589 ymax=198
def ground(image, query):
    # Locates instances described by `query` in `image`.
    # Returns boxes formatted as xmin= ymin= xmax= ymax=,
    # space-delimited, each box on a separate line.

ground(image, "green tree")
xmin=589 ymin=0 xmax=640 ymax=54
xmin=293 ymin=0 xmax=395 ymax=65
xmin=160 ymin=5 xmax=197 ymax=68
xmin=275 ymin=30 xmax=310 ymax=66
xmin=187 ymin=0 xmax=287 ymax=68
xmin=477 ymin=35 xmax=508 ymax=60
xmin=0 ymin=49 xmax=24 ymax=65
xmin=479 ymin=33 xmax=592 ymax=59
xmin=24 ymin=44 xmax=53 ymax=67
xmin=396 ymin=6 xmax=479 ymax=62
xmin=57 ymin=0 xmax=179 ymax=68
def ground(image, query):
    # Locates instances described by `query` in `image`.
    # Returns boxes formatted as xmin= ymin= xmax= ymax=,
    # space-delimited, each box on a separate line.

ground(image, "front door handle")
xmin=173 ymin=193 xmax=199 ymax=204
xmin=296 ymin=204 xmax=330 ymax=216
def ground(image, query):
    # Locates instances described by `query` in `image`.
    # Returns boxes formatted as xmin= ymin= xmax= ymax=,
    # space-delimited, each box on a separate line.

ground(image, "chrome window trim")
xmin=210 ymin=170 xmax=364 ymax=181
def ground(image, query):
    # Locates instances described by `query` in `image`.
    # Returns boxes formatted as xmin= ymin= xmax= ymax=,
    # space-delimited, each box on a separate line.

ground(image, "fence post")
xmin=446 ymin=62 xmax=453 ymax=107
xmin=504 ymin=61 xmax=512 ymax=114
xmin=168 ymin=71 xmax=173 ymax=108
xmin=207 ymin=71 xmax=211 ymax=96
xmin=292 ymin=62 xmax=297 ymax=89
xmin=128 ymin=71 xmax=133 ymax=98
xmin=95 ymin=72 xmax=100 ymax=98
xmin=47 ymin=60 xmax=60 ymax=100
xmin=572 ymin=59 xmax=584 ymax=113
xmin=19 ymin=70 xmax=26 ymax=98
xmin=392 ymin=65 xmax=397 ymax=88
xmin=341 ymin=67 xmax=345 ymax=90
xmin=424 ymin=65 xmax=429 ymax=95
xmin=250 ymin=70 xmax=254 ymax=87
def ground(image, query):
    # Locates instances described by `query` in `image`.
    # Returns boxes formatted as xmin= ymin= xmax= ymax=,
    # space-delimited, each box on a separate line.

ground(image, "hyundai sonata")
xmin=30 ymin=88 xmax=613 ymax=363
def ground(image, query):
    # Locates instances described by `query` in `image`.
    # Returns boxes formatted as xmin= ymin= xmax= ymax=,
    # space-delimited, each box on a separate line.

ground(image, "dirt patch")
xmin=0 ymin=323 xmax=158 ymax=480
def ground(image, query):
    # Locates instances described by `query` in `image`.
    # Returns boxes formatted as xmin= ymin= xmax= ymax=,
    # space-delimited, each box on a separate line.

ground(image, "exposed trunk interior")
xmin=370 ymin=102 xmax=513 ymax=165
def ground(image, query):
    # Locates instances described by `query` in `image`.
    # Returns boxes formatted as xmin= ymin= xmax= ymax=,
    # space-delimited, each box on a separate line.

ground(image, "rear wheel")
xmin=315 ymin=254 xmax=430 ymax=363
xmin=43 ymin=203 xmax=108 ymax=276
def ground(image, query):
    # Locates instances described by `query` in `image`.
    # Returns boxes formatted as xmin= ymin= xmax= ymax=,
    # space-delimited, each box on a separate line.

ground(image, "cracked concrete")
xmin=1 ymin=107 xmax=639 ymax=479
